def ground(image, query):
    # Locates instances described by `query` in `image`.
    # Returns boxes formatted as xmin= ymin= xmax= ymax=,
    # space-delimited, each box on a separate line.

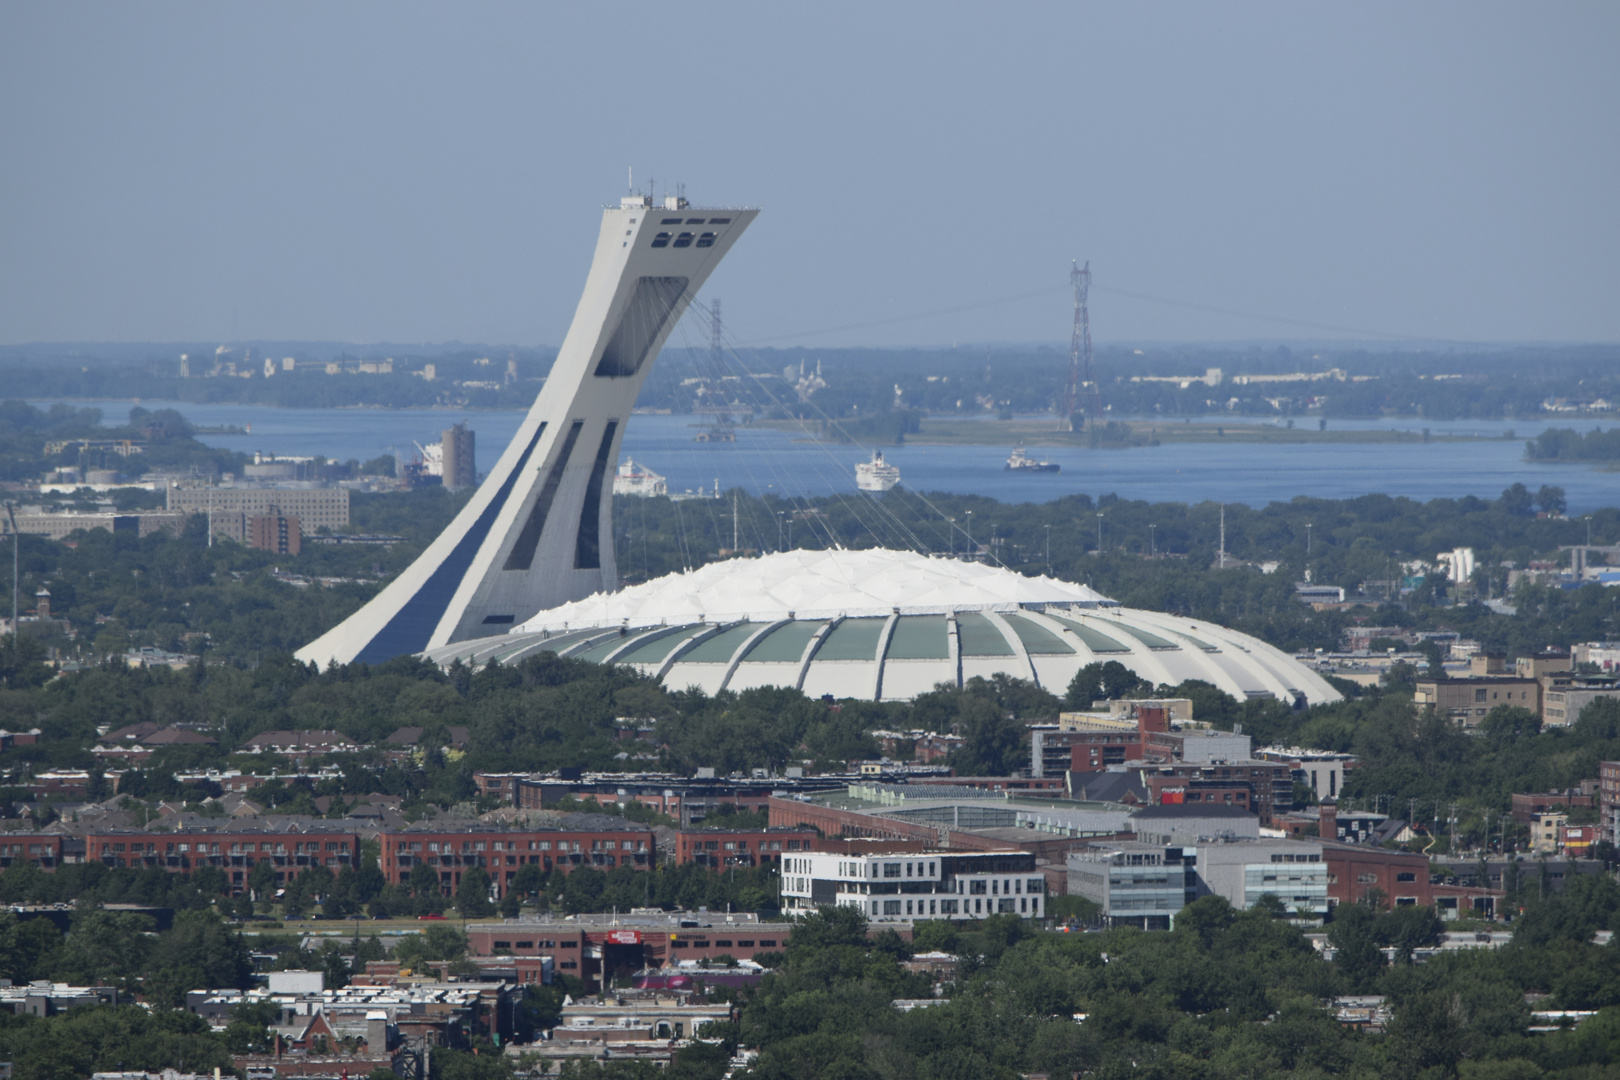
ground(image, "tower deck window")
xmin=661 ymin=218 xmax=683 ymax=224
xmin=696 ymin=232 xmax=716 ymax=248
xmin=673 ymin=232 xmax=694 ymax=248
xmin=685 ymin=218 xmax=706 ymax=224
xmin=708 ymin=217 xmax=731 ymax=224
xmin=651 ymin=232 xmax=671 ymax=248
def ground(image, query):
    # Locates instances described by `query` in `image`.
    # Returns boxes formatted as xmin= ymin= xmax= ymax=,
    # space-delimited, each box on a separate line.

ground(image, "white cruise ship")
xmin=855 ymin=449 xmax=901 ymax=492
xmin=613 ymin=458 xmax=668 ymax=497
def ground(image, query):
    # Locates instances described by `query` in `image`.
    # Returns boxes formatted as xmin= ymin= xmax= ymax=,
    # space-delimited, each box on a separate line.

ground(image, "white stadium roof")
xmin=511 ymin=548 xmax=1116 ymax=629
xmin=421 ymin=549 xmax=1342 ymax=706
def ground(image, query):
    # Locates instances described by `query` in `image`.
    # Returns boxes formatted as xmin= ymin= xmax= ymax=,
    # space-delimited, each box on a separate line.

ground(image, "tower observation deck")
xmin=297 ymin=195 xmax=758 ymax=667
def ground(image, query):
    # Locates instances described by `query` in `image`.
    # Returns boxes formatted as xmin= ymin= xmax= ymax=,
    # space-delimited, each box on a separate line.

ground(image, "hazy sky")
xmin=2 ymin=3 xmax=1616 ymax=348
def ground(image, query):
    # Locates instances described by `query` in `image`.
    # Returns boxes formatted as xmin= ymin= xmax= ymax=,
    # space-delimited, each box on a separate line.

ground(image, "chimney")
xmin=1319 ymin=799 xmax=1338 ymax=841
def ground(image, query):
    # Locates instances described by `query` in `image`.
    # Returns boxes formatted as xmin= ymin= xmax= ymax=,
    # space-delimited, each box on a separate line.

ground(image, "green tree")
xmin=51 ymin=907 xmax=154 ymax=990
xmin=142 ymin=909 xmax=254 ymax=1007
xmin=457 ymin=866 xmax=495 ymax=918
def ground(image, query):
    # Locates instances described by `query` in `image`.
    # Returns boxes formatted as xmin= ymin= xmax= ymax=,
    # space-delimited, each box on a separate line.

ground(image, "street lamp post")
xmin=1044 ymin=524 xmax=1051 ymax=572
xmin=1148 ymin=524 xmax=1156 ymax=557
xmin=1096 ymin=513 xmax=1103 ymax=554
xmin=1306 ymin=523 xmax=1313 ymax=555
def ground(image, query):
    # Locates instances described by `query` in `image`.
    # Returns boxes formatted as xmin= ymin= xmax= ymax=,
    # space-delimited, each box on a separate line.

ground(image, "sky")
xmin=1 ymin=3 xmax=1617 ymax=350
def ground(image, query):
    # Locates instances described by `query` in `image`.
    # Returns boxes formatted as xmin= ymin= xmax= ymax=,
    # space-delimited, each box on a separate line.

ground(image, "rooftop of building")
xmin=86 ymin=819 xmax=361 ymax=835
xmin=467 ymin=910 xmax=793 ymax=931
xmin=384 ymin=821 xmax=653 ymax=835
xmin=1130 ymin=804 xmax=1261 ymax=820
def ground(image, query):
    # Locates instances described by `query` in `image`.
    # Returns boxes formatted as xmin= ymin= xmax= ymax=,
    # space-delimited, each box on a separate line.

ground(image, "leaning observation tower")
xmin=296 ymin=195 xmax=759 ymax=667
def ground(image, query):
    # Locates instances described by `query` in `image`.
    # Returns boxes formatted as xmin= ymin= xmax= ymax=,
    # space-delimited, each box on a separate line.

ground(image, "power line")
xmin=745 ymin=287 xmax=1068 ymax=344
xmin=1090 ymin=283 xmax=1490 ymax=346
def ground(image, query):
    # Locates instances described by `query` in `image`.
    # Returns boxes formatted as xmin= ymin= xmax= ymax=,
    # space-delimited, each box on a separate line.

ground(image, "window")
xmin=970 ymin=880 xmax=987 ymax=894
xmin=517 ymin=941 xmax=533 ymax=949
xmin=696 ymin=232 xmax=716 ymax=248
xmin=1475 ymin=689 xmax=1488 ymax=703
xmin=884 ymin=900 xmax=901 ymax=915
xmin=737 ymin=940 xmax=754 ymax=948
xmin=758 ymin=940 xmax=776 ymax=947
xmin=1396 ymin=872 xmax=1416 ymax=882
xmin=715 ymin=939 xmax=732 ymax=948
xmin=941 ymin=899 xmax=959 ymax=914
xmin=905 ymin=862 xmax=913 ymax=877
xmin=494 ymin=941 xmax=511 ymax=950
xmin=651 ymin=232 xmax=671 ymax=248
xmin=685 ymin=218 xmax=705 ymax=224
xmin=884 ymin=863 xmax=902 ymax=878
xmin=673 ymin=232 xmax=694 ymax=248
xmin=661 ymin=217 xmax=683 ymax=225
xmin=1027 ymin=879 xmax=1044 ymax=894
xmin=708 ymin=217 xmax=732 ymax=224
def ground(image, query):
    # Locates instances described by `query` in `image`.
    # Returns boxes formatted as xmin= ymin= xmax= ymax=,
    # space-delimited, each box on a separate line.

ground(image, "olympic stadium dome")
xmin=421 ymin=549 xmax=1341 ymax=706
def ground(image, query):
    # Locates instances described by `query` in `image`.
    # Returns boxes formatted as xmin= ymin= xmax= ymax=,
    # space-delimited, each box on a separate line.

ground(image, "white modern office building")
xmin=779 ymin=850 xmax=1046 ymax=922
xmin=297 ymin=195 xmax=758 ymax=667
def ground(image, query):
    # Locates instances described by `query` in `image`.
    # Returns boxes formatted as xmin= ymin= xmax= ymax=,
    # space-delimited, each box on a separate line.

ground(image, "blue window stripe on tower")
xmin=354 ymin=424 xmax=548 ymax=665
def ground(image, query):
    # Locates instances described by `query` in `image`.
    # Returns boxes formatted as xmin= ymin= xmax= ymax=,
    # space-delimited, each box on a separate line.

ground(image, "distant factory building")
xmin=1 ymin=511 xmax=185 ymax=541
xmin=166 ymin=487 xmax=348 ymax=535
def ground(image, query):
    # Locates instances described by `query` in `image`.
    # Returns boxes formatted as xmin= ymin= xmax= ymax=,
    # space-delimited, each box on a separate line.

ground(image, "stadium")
xmin=297 ymin=194 xmax=1339 ymax=707
xmin=421 ymin=548 xmax=1339 ymax=704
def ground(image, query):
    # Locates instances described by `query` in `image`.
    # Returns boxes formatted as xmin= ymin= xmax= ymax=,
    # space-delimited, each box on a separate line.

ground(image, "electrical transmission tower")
xmin=1063 ymin=261 xmax=1099 ymax=431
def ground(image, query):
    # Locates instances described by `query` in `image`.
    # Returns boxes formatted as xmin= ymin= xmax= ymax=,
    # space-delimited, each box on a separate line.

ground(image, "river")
xmin=35 ymin=400 xmax=1620 ymax=513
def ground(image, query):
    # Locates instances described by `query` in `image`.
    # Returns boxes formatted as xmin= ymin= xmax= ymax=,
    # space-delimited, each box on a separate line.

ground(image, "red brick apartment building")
xmin=1509 ymin=790 xmax=1597 ymax=823
xmin=0 ymin=835 xmax=66 ymax=870
xmin=379 ymin=825 xmax=656 ymax=896
xmin=674 ymin=827 xmax=818 ymax=867
xmin=462 ymin=915 xmax=796 ymax=990
xmin=1323 ymin=841 xmax=1432 ymax=909
xmin=86 ymin=825 xmax=359 ymax=892
xmin=1601 ymin=761 xmax=1620 ymax=845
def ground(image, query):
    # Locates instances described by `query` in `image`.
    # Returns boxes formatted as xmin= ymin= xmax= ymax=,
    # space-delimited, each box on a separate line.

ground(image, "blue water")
xmin=37 ymin=400 xmax=1620 ymax=513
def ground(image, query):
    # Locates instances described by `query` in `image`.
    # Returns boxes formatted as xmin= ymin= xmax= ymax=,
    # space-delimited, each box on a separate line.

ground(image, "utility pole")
xmin=1149 ymin=524 xmax=1156 ymax=557
xmin=711 ymin=298 xmax=723 ymax=367
xmin=1044 ymin=524 xmax=1051 ymax=572
xmin=731 ymin=491 xmax=739 ymax=554
xmin=1218 ymin=504 xmax=1226 ymax=568
xmin=1096 ymin=513 xmax=1104 ymax=554
xmin=4 ymin=503 xmax=16 ymax=638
